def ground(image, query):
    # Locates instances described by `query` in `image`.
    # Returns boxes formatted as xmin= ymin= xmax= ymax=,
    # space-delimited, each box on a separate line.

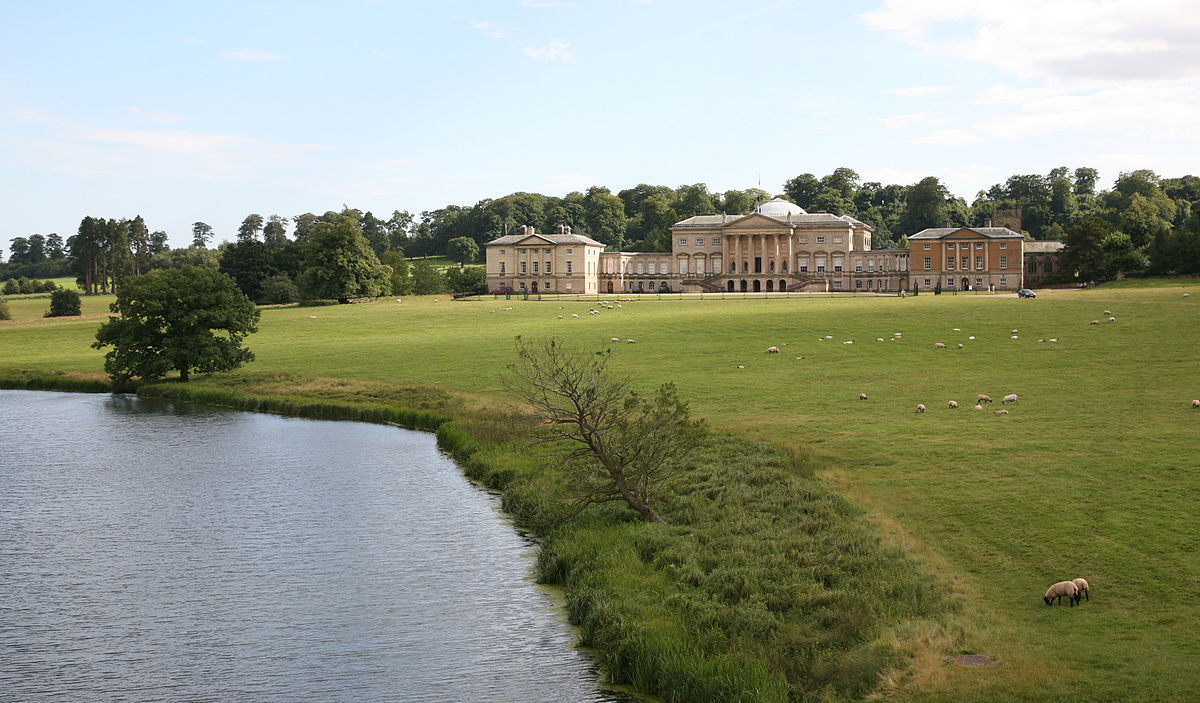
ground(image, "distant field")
xmin=3 ymin=283 xmax=1199 ymax=701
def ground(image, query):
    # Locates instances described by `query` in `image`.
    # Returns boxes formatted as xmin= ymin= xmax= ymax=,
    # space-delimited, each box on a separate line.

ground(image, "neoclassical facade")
xmin=485 ymin=199 xmax=1054 ymax=295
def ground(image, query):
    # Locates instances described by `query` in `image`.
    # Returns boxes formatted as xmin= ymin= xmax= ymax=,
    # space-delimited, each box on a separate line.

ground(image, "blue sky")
xmin=3 ymin=0 xmax=1198 ymax=248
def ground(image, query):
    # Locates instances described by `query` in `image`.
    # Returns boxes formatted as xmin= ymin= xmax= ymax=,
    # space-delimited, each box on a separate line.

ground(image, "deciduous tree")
xmin=504 ymin=337 xmax=703 ymax=525
xmin=191 ymin=222 xmax=213 ymax=248
xmin=446 ymin=236 xmax=480 ymax=266
xmin=45 ymin=288 xmax=82 ymax=317
xmin=92 ymin=266 xmax=260 ymax=383
xmin=298 ymin=213 xmax=390 ymax=301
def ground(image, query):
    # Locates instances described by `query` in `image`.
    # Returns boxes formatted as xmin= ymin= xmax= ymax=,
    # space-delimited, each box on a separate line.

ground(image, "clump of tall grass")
xmin=0 ymin=369 xmax=127 ymax=393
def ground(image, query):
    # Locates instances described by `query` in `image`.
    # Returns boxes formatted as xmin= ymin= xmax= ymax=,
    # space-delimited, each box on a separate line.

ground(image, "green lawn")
xmin=3 ymin=285 xmax=1199 ymax=701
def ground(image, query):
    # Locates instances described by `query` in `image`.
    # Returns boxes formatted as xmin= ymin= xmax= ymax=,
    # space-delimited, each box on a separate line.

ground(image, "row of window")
xmin=676 ymin=235 xmax=847 ymax=246
xmin=501 ymin=247 xmax=578 ymax=255
xmin=500 ymin=260 xmax=580 ymax=274
xmin=923 ymin=256 xmax=1007 ymax=270
xmin=918 ymin=277 xmax=1009 ymax=288
xmin=921 ymin=242 xmax=1008 ymax=250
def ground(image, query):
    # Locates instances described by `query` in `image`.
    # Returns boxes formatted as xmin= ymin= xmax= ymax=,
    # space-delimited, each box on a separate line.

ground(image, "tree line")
xmin=5 ymin=166 xmax=1199 ymax=291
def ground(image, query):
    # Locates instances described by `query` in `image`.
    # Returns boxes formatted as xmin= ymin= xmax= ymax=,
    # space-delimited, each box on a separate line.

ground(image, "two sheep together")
xmin=1044 ymin=578 xmax=1090 ymax=606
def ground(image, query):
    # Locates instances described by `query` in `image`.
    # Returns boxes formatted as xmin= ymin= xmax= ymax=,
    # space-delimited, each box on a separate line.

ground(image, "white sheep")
xmin=934 ymin=342 xmax=947 ymax=349
xmin=948 ymin=400 xmax=959 ymax=409
xmin=1011 ymin=335 xmax=1019 ymax=339
xmin=610 ymin=337 xmax=620 ymax=343
xmin=571 ymin=313 xmax=580 ymax=318
xmin=995 ymin=408 xmax=1010 ymax=415
xmin=1002 ymin=394 xmax=1019 ymax=404
xmin=974 ymin=404 xmax=984 ymax=410
xmin=843 ymin=340 xmax=854 ymax=345
xmin=626 ymin=339 xmax=637 ymax=344
xmin=1044 ymin=580 xmax=1080 ymax=606
xmin=1090 ymin=320 xmax=1100 ymax=325
xmin=1049 ymin=338 xmax=1060 ymax=343
xmin=877 ymin=338 xmax=885 ymax=342
xmin=953 ymin=327 xmax=961 ymax=331
xmin=916 ymin=403 xmax=926 ymax=413
xmin=1011 ymin=329 xmax=1019 ymax=334
xmin=1108 ymin=316 xmax=1116 ymax=322
xmin=858 ymin=393 xmax=868 ymax=400
xmin=825 ymin=335 xmax=833 ymax=339
xmin=1192 ymin=399 xmax=1200 ymax=409
xmin=958 ymin=343 xmax=964 ymax=349
xmin=736 ymin=365 xmax=745 ymax=369
xmin=1103 ymin=310 xmax=1111 ymax=315
xmin=968 ymin=335 xmax=975 ymax=340
xmin=978 ymin=394 xmax=993 ymax=403
xmin=766 ymin=346 xmax=780 ymax=353
xmin=1072 ymin=578 xmax=1090 ymax=602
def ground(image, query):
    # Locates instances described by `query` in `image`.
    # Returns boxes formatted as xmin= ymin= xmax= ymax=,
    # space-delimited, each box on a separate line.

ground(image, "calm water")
xmin=0 ymin=390 xmax=633 ymax=702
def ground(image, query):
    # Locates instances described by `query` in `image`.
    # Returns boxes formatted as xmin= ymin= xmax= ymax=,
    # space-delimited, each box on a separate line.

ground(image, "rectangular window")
xmin=947 ymin=278 xmax=955 ymax=286
xmin=924 ymin=279 xmax=931 ymax=286
xmin=518 ymin=248 xmax=526 ymax=254
xmin=696 ymin=238 xmax=704 ymax=246
xmin=533 ymin=261 xmax=540 ymax=273
xmin=924 ymin=257 xmax=932 ymax=270
xmin=947 ymin=259 xmax=955 ymax=270
xmin=816 ymin=236 xmax=826 ymax=244
xmin=855 ymin=259 xmax=863 ymax=272
xmin=712 ymin=259 xmax=721 ymax=273
xmin=520 ymin=261 xmax=527 ymax=274
xmin=961 ymin=257 xmax=969 ymax=268
xmin=816 ymin=259 xmax=826 ymax=272
xmin=975 ymin=242 xmax=984 ymax=249
xmin=999 ymin=256 xmax=1008 ymax=269
xmin=499 ymin=249 xmax=506 ymax=255
xmin=1000 ymin=242 xmax=1008 ymax=249
xmin=519 ymin=282 xmax=526 ymax=290
xmin=565 ymin=248 xmax=573 ymax=254
xmin=499 ymin=262 xmax=506 ymax=274
xmin=637 ymin=263 xmax=644 ymax=274
xmin=947 ymin=243 xmax=956 ymax=250
xmin=798 ymin=237 xmax=808 ymax=244
xmin=976 ymin=256 xmax=983 ymax=269
xmin=679 ymin=259 xmax=688 ymax=275
xmin=567 ymin=261 xmax=573 ymax=273
xmin=867 ymin=260 xmax=875 ymax=272
xmin=679 ymin=238 xmax=688 ymax=246
xmin=545 ymin=248 xmax=552 ymax=254
xmin=565 ymin=282 xmax=572 ymax=290
xmin=545 ymin=261 xmax=551 ymax=273
xmin=855 ymin=280 xmax=863 ymax=288
xmin=833 ymin=237 xmax=843 ymax=243
xmin=923 ymin=243 xmax=931 ymax=250
xmin=867 ymin=279 xmax=873 ymax=289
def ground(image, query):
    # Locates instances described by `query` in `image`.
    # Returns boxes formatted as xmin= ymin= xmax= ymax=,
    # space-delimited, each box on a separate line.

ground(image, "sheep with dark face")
xmin=766 ymin=346 xmax=780 ymax=353
xmin=858 ymin=393 xmax=868 ymax=400
xmin=916 ymin=403 xmax=926 ymax=413
xmin=1192 ymin=399 xmax=1200 ymax=409
xmin=1072 ymin=578 xmax=1090 ymax=602
xmin=948 ymin=400 xmax=959 ymax=409
xmin=978 ymin=394 xmax=993 ymax=403
xmin=1044 ymin=580 xmax=1080 ymax=606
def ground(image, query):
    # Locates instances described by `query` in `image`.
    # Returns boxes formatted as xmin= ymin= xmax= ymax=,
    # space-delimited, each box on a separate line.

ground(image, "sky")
xmin=2 ymin=0 xmax=1198 ymax=248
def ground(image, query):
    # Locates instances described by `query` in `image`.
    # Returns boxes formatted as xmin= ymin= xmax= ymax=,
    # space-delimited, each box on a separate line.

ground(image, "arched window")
xmin=779 ymin=280 xmax=787 ymax=291
xmin=727 ymin=280 xmax=735 ymax=291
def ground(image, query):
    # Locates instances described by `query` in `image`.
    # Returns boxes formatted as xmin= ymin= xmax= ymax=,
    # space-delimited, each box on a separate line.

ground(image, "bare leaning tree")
xmin=504 ymin=337 xmax=703 ymax=525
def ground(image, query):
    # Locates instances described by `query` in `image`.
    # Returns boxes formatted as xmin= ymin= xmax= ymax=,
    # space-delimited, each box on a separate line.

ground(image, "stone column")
xmin=788 ymin=232 xmax=794 ymax=274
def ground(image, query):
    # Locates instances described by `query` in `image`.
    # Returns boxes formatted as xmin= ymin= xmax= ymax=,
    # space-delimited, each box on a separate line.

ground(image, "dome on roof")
xmin=755 ymin=197 xmax=806 ymax=217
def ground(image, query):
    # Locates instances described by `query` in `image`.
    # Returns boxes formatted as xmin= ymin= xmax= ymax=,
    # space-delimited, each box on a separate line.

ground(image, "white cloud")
xmin=876 ymin=112 xmax=959 ymax=129
xmin=219 ymin=48 xmax=283 ymax=62
xmin=861 ymin=0 xmax=1200 ymax=145
xmin=886 ymin=85 xmax=952 ymax=97
xmin=122 ymin=105 xmax=185 ymax=124
xmin=913 ymin=129 xmax=983 ymax=145
xmin=470 ymin=21 xmax=515 ymax=41
xmin=522 ymin=39 xmax=575 ymax=62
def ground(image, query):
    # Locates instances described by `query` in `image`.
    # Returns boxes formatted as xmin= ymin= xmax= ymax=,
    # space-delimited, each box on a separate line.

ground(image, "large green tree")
xmin=899 ymin=177 xmax=952 ymax=234
xmin=446 ymin=236 xmax=480 ymax=265
xmin=299 ymin=213 xmax=391 ymax=301
xmin=219 ymin=239 xmax=277 ymax=301
xmin=191 ymin=221 xmax=213 ymax=248
xmin=92 ymin=266 xmax=260 ymax=383
xmin=238 ymin=214 xmax=265 ymax=242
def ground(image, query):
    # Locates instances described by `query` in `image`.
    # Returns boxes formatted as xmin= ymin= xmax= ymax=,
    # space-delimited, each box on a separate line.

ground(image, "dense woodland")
xmin=3 ymin=167 xmax=1199 ymax=299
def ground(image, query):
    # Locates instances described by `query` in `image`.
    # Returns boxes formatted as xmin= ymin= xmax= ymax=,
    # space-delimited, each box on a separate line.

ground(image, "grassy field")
xmin=3 ymin=281 xmax=1199 ymax=701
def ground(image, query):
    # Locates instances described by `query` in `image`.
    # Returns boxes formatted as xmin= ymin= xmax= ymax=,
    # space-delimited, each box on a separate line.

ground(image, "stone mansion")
xmin=484 ymin=198 xmax=1061 ymax=295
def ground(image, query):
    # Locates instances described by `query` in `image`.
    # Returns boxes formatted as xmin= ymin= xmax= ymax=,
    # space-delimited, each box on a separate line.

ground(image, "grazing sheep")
xmin=953 ymin=328 xmax=961 ymax=331
xmin=1002 ymin=394 xmax=1019 ymax=404
xmin=1108 ymin=316 xmax=1116 ymax=322
xmin=766 ymin=346 xmax=780 ymax=353
xmin=1090 ymin=320 xmax=1100 ymax=325
xmin=1044 ymin=580 xmax=1080 ymax=606
xmin=1103 ymin=310 xmax=1111 ymax=315
xmin=948 ymin=400 xmax=959 ymax=409
xmin=934 ymin=342 xmax=947 ymax=349
xmin=1072 ymin=578 xmax=1090 ymax=602
xmin=611 ymin=337 xmax=620 ymax=343
xmin=557 ymin=315 xmax=564 ymax=319
xmin=571 ymin=313 xmax=580 ymax=318
xmin=974 ymin=404 xmax=984 ymax=410
xmin=1192 ymin=399 xmax=1200 ymax=409
xmin=1011 ymin=329 xmax=1019 ymax=334
xmin=1038 ymin=339 xmax=1045 ymax=343
xmin=968 ymin=335 xmax=976 ymax=340
xmin=825 ymin=335 xmax=834 ymax=339
xmin=1049 ymin=338 xmax=1060 ymax=343
xmin=958 ymin=343 xmax=964 ymax=349
xmin=626 ymin=339 xmax=637 ymax=344
xmin=843 ymin=340 xmax=854 ymax=345
xmin=995 ymin=408 xmax=1009 ymax=415
xmin=736 ymin=365 xmax=745 ymax=369
xmin=978 ymin=394 xmax=993 ymax=403
xmin=877 ymin=338 xmax=885 ymax=342
xmin=916 ymin=403 xmax=926 ymax=413
xmin=858 ymin=393 xmax=868 ymax=400
xmin=1011 ymin=335 xmax=1020 ymax=339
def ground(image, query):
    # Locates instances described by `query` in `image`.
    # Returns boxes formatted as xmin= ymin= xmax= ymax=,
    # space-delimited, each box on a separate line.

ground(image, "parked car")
xmin=490 ymin=286 xmax=513 ymax=294
xmin=1017 ymin=288 xmax=1036 ymax=298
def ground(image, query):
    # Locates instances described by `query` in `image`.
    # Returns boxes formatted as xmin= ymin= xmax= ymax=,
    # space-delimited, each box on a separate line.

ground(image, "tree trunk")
xmin=179 ymin=367 xmax=189 ymax=382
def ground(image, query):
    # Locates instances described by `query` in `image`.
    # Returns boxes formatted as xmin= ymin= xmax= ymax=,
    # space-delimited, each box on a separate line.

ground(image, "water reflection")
xmin=0 ymin=390 xmax=636 ymax=702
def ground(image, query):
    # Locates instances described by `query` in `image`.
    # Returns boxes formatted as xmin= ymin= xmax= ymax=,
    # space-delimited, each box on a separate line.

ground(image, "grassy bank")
xmin=3 ymin=282 xmax=1199 ymax=700
xmin=105 ymin=374 xmax=944 ymax=702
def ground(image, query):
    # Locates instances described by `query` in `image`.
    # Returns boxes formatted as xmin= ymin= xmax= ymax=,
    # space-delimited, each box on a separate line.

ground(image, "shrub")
xmin=3 ymin=279 xmax=19 ymax=295
xmin=17 ymin=278 xmax=33 ymax=294
xmin=35 ymin=279 xmax=58 ymax=293
xmin=0 ymin=296 xmax=9 ymax=320
xmin=45 ymin=288 xmax=82 ymax=317
xmin=259 ymin=274 xmax=300 ymax=304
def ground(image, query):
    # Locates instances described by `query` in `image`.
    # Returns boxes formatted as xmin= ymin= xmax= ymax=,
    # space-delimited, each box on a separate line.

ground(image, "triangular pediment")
xmin=510 ymin=234 xmax=555 ymax=245
xmin=945 ymin=229 xmax=981 ymax=239
xmin=723 ymin=213 xmax=790 ymax=229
